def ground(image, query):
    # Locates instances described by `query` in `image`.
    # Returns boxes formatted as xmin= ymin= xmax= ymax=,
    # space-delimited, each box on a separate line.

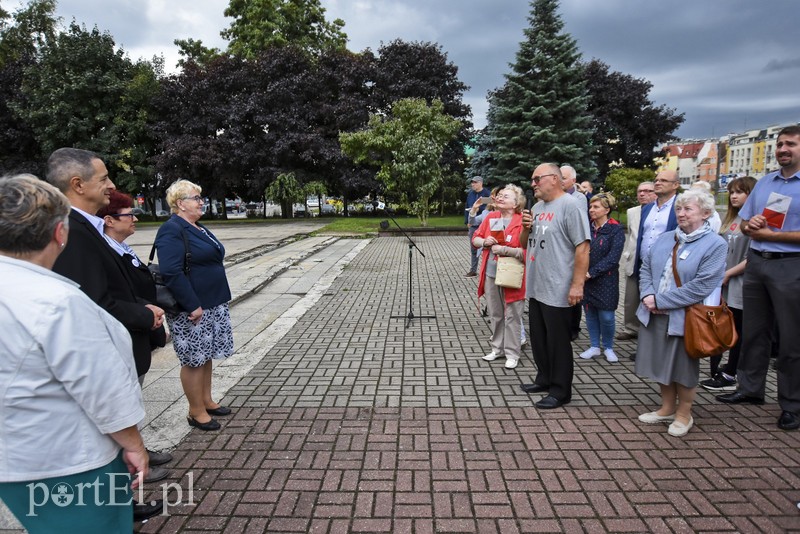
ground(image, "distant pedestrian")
xmin=465 ymin=175 xmax=490 ymax=277
xmin=690 ymin=181 xmax=721 ymax=232
xmin=520 ymin=163 xmax=590 ymax=409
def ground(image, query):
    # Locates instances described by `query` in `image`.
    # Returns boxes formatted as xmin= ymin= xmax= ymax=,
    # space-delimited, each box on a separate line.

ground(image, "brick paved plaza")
xmin=136 ymin=236 xmax=800 ymax=533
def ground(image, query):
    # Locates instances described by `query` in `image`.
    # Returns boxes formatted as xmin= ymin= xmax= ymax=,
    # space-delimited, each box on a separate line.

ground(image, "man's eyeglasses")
xmin=532 ymin=173 xmax=557 ymax=184
xmin=654 ymin=179 xmax=676 ymax=184
xmin=638 ymin=189 xmax=655 ymax=193
xmin=108 ymin=213 xmax=136 ymax=219
xmin=182 ymin=195 xmax=204 ymax=202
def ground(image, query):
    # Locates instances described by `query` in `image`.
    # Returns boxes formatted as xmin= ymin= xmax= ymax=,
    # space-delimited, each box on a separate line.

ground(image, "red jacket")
xmin=474 ymin=211 xmax=526 ymax=303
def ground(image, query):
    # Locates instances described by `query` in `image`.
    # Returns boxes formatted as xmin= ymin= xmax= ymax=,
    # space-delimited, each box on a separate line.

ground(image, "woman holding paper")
xmin=473 ymin=185 xmax=526 ymax=369
xmin=634 ymin=189 xmax=727 ymax=437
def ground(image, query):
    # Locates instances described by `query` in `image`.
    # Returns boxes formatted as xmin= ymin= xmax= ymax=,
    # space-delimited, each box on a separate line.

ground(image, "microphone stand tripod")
xmin=381 ymin=209 xmax=436 ymax=327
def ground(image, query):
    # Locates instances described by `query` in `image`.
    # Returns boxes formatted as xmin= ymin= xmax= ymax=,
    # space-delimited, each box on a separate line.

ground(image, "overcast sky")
xmin=6 ymin=0 xmax=799 ymax=140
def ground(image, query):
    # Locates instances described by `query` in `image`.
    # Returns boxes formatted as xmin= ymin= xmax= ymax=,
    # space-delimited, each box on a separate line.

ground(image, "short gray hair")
xmin=675 ymin=189 xmax=715 ymax=217
xmin=45 ymin=148 xmax=99 ymax=193
xmin=166 ymin=179 xmax=203 ymax=213
xmin=0 ymin=174 xmax=70 ymax=253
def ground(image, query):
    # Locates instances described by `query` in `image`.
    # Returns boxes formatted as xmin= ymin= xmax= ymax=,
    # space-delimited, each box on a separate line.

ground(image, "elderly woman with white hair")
xmin=690 ymin=181 xmax=721 ymax=232
xmin=634 ymin=188 xmax=727 ymax=437
xmin=155 ymin=180 xmax=234 ymax=432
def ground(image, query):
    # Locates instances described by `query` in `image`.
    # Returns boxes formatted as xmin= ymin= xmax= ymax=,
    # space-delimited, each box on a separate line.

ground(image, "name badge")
xmin=506 ymin=235 xmax=513 ymax=243
xmin=679 ymin=250 xmax=690 ymax=260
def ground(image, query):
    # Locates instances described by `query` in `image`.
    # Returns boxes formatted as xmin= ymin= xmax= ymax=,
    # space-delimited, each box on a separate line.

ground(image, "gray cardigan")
xmin=637 ymin=229 xmax=727 ymax=336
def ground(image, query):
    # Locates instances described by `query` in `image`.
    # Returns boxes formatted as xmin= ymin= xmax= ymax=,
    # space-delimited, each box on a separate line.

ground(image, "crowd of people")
xmin=468 ymin=124 xmax=800 ymax=437
xmin=0 ymin=149 xmax=235 ymax=532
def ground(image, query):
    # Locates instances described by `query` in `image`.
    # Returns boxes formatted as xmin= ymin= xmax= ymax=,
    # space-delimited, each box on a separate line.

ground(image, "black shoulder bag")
xmin=147 ymin=224 xmax=191 ymax=315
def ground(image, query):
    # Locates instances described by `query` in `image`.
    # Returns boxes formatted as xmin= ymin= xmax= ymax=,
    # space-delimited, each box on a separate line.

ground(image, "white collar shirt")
xmin=0 ymin=255 xmax=144 ymax=482
xmin=641 ymin=195 xmax=676 ymax=261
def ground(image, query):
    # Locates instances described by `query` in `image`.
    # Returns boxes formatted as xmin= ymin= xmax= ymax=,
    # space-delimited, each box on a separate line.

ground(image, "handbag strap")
xmin=670 ymin=239 xmax=682 ymax=287
xmin=148 ymin=220 xmax=191 ymax=275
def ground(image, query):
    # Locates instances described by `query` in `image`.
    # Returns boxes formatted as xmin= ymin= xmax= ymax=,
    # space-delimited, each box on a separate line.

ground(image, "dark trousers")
xmin=570 ymin=303 xmax=582 ymax=337
xmin=529 ymin=298 xmax=574 ymax=401
xmin=737 ymin=253 xmax=800 ymax=412
xmin=709 ymin=306 xmax=743 ymax=377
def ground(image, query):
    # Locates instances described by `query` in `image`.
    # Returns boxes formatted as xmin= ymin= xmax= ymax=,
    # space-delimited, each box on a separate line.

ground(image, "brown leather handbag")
xmin=671 ymin=242 xmax=738 ymax=359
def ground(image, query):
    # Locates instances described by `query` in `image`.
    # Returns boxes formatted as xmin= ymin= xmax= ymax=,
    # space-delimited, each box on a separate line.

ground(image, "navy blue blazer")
xmin=634 ymin=200 xmax=678 ymax=278
xmin=154 ymin=215 xmax=231 ymax=313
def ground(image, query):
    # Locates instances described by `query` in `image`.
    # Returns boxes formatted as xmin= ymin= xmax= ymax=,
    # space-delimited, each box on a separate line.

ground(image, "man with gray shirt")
xmin=520 ymin=163 xmax=590 ymax=409
xmin=561 ymin=165 xmax=588 ymax=340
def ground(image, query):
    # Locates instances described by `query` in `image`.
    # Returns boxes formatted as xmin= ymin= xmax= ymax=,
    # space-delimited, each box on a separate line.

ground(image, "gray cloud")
xmin=9 ymin=0 xmax=798 ymax=140
xmin=764 ymin=58 xmax=800 ymax=73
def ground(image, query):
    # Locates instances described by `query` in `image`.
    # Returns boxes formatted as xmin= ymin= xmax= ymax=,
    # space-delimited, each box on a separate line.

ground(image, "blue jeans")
xmin=584 ymin=304 xmax=616 ymax=350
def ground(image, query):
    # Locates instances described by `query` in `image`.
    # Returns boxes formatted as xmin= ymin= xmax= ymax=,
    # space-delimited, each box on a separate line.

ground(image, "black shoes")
xmin=206 ymin=405 xmax=232 ymax=416
xmin=464 ymin=271 xmax=477 ymax=277
xmin=520 ymin=383 xmax=548 ymax=394
xmin=147 ymin=449 xmax=173 ymax=466
xmin=535 ymin=395 xmax=570 ymax=409
xmin=700 ymin=373 xmax=737 ymax=392
xmin=615 ymin=332 xmax=637 ymax=341
xmin=715 ymin=392 xmax=765 ymax=405
xmin=187 ymin=415 xmax=221 ymax=431
xmin=778 ymin=411 xmax=800 ymax=430
xmin=134 ymin=499 xmax=163 ymax=521
xmin=143 ymin=466 xmax=169 ymax=483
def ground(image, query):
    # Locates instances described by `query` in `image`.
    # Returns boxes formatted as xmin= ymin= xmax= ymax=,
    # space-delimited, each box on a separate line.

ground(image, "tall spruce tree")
xmin=488 ymin=0 xmax=594 ymax=185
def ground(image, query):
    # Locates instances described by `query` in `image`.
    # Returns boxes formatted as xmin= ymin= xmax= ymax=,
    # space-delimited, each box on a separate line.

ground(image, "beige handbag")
xmin=495 ymin=256 xmax=524 ymax=289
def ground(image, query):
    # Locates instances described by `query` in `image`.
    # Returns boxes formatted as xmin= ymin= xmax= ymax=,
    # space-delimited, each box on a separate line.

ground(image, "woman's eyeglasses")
xmin=109 ymin=213 xmax=136 ymax=218
xmin=182 ymin=195 xmax=204 ymax=203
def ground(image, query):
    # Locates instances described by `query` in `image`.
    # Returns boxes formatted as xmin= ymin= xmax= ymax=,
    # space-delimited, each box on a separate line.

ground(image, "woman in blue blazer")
xmin=156 ymin=180 xmax=234 ymax=431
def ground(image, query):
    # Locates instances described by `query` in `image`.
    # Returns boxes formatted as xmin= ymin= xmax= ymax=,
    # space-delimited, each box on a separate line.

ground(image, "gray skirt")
xmin=635 ymin=314 xmax=699 ymax=388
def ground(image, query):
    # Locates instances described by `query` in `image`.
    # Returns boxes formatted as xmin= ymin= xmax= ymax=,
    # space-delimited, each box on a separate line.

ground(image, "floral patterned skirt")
xmin=167 ymin=303 xmax=234 ymax=367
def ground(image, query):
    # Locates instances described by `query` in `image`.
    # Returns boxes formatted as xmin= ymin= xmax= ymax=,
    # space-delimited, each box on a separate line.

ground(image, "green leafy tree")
xmin=13 ymin=22 xmax=132 ymax=159
xmin=603 ymin=167 xmax=655 ymax=210
xmin=487 ymin=0 xmax=594 ymax=186
xmin=174 ymin=37 xmax=220 ymax=68
xmin=339 ymin=98 xmax=461 ymax=226
xmin=0 ymin=0 xmax=57 ymax=67
xmin=583 ymin=59 xmax=684 ymax=181
xmin=372 ymin=39 xmax=472 ymax=212
xmin=222 ymin=0 xmax=347 ymax=58
xmin=0 ymin=0 xmax=59 ymax=174
xmin=265 ymin=171 xmax=305 ymax=218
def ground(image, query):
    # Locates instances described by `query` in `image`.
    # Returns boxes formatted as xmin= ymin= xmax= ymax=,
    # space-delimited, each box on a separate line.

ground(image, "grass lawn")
xmin=318 ymin=215 xmax=463 ymax=235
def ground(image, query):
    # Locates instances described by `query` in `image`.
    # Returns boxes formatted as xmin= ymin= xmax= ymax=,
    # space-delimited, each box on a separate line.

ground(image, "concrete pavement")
xmin=2 ymin=230 xmax=800 ymax=533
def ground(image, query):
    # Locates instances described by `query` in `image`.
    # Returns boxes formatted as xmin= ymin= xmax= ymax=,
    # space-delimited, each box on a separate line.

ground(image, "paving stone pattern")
xmin=138 ymin=236 xmax=800 ymax=533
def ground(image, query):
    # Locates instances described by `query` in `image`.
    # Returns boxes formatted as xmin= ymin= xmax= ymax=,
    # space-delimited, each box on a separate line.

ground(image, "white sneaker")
xmin=482 ymin=351 xmax=502 ymax=361
xmin=505 ymin=358 xmax=518 ymax=369
xmin=579 ymin=347 xmax=601 ymax=360
xmin=604 ymin=349 xmax=618 ymax=362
